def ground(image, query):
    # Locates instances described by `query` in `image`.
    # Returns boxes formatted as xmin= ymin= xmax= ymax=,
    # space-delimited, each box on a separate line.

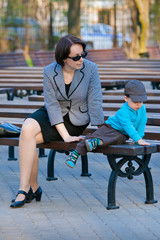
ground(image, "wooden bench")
xmin=102 ymin=89 xmax=160 ymax=96
xmin=0 ymin=81 xmax=126 ymax=96
xmin=1 ymin=60 xmax=159 ymax=93
xmin=0 ymin=95 xmax=160 ymax=209
xmin=0 ymin=52 xmax=27 ymax=69
xmin=86 ymin=48 xmax=127 ymax=62
xmin=1 ymin=67 xmax=160 ymax=77
xmin=2 ymin=74 xmax=158 ymax=93
xmin=28 ymin=48 xmax=127 ymax=67
xmin=98 ymin=59 xmax=160 ymax=90
xmin=28 ymin=48 xmax=159 ymax=66
xmin=27 ymin=93 xmax=160 ymax=154
xmin=0 ymin=135 xmax=158 ymax=210
xmin=0 ymin=76 xmax=126 ymax=94
xmin=29 ymin=51 xmax=56 ymax=67
xmin=148 ymin=46 xmax=160 ymax=60
xmin=97 ymin=61 xmax=160 ymax=69
xmin=1 ymin=102 xmax=160 ymax=125
xmin=2 ymin=61 xmax=160 ymax=74
xmin=28 ymin=94 xmax=160 ymax=104
xmin=0 ymin=58 xmax=159 ymax=208
xmin=0 ymin=51 xmax=159 ymax=70
xmin=1 ymin=99 xmax=160 ymax=113
xmin=5 ymin=63 xmax=160 ymax=72
xmin=0 ymin=83 xmax=43 ymax=99
xmin=0 ymin=88 xmax=14 ymax=100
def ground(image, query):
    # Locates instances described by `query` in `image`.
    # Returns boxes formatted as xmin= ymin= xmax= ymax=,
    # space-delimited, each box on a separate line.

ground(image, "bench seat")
xmin=0 ymin=135 xmax=158 ymax=210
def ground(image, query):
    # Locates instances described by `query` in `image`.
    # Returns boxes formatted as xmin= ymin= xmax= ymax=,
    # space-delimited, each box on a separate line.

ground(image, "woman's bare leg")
xmin=15 ymin=118 xmax=44 ymax=201
xmin=29 ymin=149 xmax=39 ymax=193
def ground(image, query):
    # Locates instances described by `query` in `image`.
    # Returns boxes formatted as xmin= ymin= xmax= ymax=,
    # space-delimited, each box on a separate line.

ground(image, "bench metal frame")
xmin=0 ymin=137 xmax=158 ymax=210
xmin=38 ymin=141 xmax=158 ymax=210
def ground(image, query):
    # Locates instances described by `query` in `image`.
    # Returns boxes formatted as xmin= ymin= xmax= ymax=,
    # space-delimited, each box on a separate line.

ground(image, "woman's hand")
xmin=64 ymin=135 xmax=84 ymax=143
xmin=137 ymin=139 xmax=150 ymax=145
xmin=55 ymin=123 xmax=84 ymax=143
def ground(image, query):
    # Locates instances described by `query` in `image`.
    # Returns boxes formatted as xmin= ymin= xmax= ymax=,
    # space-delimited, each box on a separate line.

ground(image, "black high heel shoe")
xmin=10 ymin=188 xmax=33 ymax=208
xmin=11 ymin=187 xmax=33 ymax=203
xmin=32 ymin=186 xmax=42 ymax=202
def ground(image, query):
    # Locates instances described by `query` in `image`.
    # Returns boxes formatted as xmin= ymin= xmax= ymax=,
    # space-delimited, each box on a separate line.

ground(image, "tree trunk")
xmin=48 ymin=0 xmax=53 ymax=50
xmin=113 ymin=3 xmax=118 ymax=48
xmin=125 ymin=0 xmax=139 ymax=58
xmin=134 ymin=0 xmax=150 ymax=56
xmin=150 ymin=0 xmax=160 ymax=45
xmin=67 ymin=0 xmax=81 ymax=37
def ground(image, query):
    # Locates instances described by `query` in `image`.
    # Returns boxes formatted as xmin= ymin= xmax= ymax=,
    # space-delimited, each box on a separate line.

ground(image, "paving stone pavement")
xmin=0 ymin=82 xmax=160 ymax=240
xmin=0 ymin=145 xmax=160 ymax=240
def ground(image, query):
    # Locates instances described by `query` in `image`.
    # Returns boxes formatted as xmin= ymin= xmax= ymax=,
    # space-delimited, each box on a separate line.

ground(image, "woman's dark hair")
xmin=55 ymin=35 xmax=86 ymax=66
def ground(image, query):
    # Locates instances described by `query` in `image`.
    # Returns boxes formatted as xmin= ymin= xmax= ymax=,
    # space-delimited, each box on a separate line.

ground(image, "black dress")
xmin=27 ymin=83 xmax=89 ymax=143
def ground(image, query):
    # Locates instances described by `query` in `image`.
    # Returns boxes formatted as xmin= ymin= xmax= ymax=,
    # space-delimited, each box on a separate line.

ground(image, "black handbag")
xmin=0 ymin=122 xmax=21 ymax=137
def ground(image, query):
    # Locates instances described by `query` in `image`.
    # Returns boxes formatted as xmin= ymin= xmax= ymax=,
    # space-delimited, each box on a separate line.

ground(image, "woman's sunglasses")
xmin=67 ymin=51 xmax=87 ymax=61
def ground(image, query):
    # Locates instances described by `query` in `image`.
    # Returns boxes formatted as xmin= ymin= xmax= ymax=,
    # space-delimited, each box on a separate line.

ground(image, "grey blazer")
xmin=43 ymin=59 xmax=104 ymax=126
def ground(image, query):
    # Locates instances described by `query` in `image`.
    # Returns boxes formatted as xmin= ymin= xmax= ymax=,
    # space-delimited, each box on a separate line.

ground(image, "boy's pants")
xmin=76 ymin=123 xmax=128 ymax=156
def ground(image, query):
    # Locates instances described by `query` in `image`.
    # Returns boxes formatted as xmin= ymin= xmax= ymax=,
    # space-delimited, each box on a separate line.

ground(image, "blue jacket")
xmin=106 ymin=102 xmax=147 ymax=143
xmin=43 ymin=59 xmax=104 ymax=126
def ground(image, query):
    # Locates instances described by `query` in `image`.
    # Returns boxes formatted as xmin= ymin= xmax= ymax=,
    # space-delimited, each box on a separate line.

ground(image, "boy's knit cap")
xmin=124 ymin=79 xmax=147 ymax=102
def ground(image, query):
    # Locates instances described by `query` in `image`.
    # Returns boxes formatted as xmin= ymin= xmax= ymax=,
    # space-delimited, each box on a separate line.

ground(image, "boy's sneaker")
xmin=85 ymin=138 xmax=100 ymax=152
xmin=65 ymin=151 xmax=79 ymax=168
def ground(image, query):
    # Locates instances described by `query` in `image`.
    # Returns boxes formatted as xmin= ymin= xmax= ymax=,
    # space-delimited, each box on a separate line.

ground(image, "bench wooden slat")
xmin=1 ymin=100 xmax=160 ymax=113
xmin=0 ymin=108 xmax=160 ymax=126
xmin=28 ymin=95 xmax=160 ymax=104
xmin=102 ymin=89 xmax=160 ymax=96
xmin=0 ymin=137 xmax=156 ymax=156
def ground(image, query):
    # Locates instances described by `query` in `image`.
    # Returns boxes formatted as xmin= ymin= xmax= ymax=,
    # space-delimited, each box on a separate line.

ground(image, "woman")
xmin=10 ymin=34 xmax=104 ymax=208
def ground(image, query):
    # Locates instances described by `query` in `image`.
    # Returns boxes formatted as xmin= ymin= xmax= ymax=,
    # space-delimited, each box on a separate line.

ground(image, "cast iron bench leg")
xmin=143 ymin=154 xmax=157 ymax=204
xmin=106 ymin=154 xmax=125 ymax=210
xmin=7 ymin=89 xmax=14 ymax=101
xmin=46 ymin=149 xmax=91 ymax=181
xmin=39 ymin=148 xmax=47 ymax=158
xmin=46 ymin=149 xmax=58 ymax=181
xmin=81 ymin=155 xmax=92 ymax=177
xmin=107 ymin=167 xmax=119 ymax=210
xmin=8 ymin=146 xmax=17 ymax=161
xmin=106 ymin=153 xmax=157 ymax=210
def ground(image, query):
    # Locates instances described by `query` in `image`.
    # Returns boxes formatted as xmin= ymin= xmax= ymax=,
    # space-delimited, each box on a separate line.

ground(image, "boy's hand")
xmin=137 ymin=139 xmax=150 ymax=145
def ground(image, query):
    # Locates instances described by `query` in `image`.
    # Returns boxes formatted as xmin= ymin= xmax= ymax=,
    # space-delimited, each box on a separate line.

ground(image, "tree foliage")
xmin=0 ymin=0 xmax=159 ymax=55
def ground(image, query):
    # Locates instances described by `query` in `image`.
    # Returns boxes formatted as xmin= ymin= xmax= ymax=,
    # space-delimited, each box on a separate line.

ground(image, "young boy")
xmin=66 ymin=79 xmax=150 ymax=168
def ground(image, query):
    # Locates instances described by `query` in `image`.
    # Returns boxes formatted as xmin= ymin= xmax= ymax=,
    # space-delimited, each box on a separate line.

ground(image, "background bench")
xmin=0 ymin=50 xmax=159 ymax=209
xmin=0 ymin=47 xmax=159 ymax=70
xmin=148 ymin=46 xmax=160 ymax=60
xmin=0 ymin=87 xmax=14 ymax=100
xmin=0 ymin=98 xmax=159 ymax=209
xmin=0 ymin=58 xmax=160 ymax=98
xmin=0 ymin=52 xmax=28 ymax=69
xmin=28 ymin=48 xmax=127 ymax=67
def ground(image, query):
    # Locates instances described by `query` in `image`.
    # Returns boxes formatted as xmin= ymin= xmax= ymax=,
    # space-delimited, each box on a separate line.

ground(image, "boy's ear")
xmin=124 ymin=96 xmax=128 ymax=102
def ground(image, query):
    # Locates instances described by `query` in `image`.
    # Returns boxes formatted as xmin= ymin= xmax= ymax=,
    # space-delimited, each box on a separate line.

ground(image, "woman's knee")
xmin=20 ymin=118 xmax=41 ymax=139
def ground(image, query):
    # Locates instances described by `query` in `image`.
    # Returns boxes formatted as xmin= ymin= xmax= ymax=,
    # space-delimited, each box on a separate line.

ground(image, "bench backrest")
xmin=0 ymin=52 xmax=28 ymax=69
xmin=29 ymin=48 xmax=127 ymax=67
xmin=148 ymin=46 xmax=160 ymax=60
